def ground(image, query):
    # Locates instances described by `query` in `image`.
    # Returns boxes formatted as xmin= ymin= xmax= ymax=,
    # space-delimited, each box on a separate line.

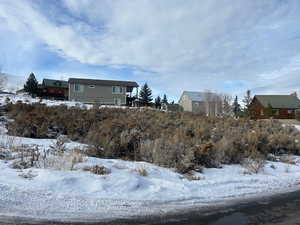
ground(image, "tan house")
xmin=178 ymin=91 xmax=222 ymax=116
xmin=68 ymin=78 xmax=138 ymax=105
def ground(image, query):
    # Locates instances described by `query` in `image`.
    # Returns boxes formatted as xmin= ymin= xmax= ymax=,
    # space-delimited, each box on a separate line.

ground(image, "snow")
xmin=0 ymin=93 xmax=161 ymax=111
xmin=2 ymin=155 xmax=300 ymax=222
xmin=294 ymin=125 xmax=300 ymax=131
xmin=0 ymin=93 xmax=94 ymax=109
xmin=1 ymin=98 xmax=300 ymax=221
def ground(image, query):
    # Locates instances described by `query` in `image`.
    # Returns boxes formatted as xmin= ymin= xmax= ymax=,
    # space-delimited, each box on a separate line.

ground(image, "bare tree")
xmin=203 ymin=90 xmax=223 ymax=116
xmin=221 ymin=94 xmax=233 ymax=116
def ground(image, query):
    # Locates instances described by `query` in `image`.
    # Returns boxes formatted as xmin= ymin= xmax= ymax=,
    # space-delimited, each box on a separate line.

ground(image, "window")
xmin=112 ymin=86 xmax=123 ymax=94
xmin=288 ymin=110 xmax=294 ymax=114
xmin=74 ymin=84 xmax=83 ymax=92
xmin=114 ymin=98 xmax=121 ymax=105
xmin=260 ymin=110 xmax=264 ymax=116
xmin=89 ymin=85 xmax=95 ymax=88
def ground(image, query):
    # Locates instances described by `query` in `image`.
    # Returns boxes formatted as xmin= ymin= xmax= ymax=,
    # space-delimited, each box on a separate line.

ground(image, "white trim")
xmin=112 ymin=86 xmax=123 ymax=94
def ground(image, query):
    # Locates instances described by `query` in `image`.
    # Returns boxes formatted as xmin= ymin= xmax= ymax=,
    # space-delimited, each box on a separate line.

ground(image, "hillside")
xmin=0 ymin=73 xmax=25 ymax=92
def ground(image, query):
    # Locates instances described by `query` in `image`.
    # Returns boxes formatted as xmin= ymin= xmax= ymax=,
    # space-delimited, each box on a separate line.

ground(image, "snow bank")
xmin=1 ymin=100 xmax=300 ymax=221
xmin=1 ymin=138 xmax=300 ymax=221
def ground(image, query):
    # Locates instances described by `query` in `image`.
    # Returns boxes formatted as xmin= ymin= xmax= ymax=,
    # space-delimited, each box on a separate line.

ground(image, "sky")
xmin=1 ymin=0 xmax=300 ymax=101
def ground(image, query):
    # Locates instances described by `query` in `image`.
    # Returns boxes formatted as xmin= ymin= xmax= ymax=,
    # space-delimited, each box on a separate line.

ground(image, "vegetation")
xmin=5 ymin=103 xmax=300 ymax=173
xmin=24 ymin=73 xmax=39 ymax=97
xmin=242 ymin=90 xmax=252 ymax=117
xmin=162 ymin=94 xmax=168 ymax=105
xmin=139 ymin=83 xmax=153 ymax=106
xmin=232 ymin=96 xmax=241 ymax=117
xmin=154 ymin=96 xmax=161 ymax=109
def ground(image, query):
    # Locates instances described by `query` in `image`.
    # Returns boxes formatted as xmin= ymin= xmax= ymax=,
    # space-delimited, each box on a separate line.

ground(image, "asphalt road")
xmin=2 ymin=190 xmax=300 ymax=225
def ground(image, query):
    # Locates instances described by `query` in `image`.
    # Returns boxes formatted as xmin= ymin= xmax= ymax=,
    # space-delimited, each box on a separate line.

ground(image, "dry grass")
xmin=134 ymin=166 xmax=148 ymax=176
xmin=5 ymin=103 xmax=300 ymax=173
xmin=82 ymin=165 xmax=111 ymax=175
xmin=280 ymin=155 xmax=298 ymax=165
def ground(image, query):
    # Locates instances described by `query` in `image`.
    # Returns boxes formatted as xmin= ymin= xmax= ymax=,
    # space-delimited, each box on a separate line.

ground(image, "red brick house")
xmin=249 ymin=95 xmax=300 ymax=119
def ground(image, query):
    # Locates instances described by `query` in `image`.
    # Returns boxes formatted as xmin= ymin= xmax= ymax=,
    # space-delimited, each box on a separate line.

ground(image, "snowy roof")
xmin=182 ymin=91 xmax=218 ymax=102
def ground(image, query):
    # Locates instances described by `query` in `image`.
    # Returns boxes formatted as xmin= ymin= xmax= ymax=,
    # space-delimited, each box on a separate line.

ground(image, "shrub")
xmin=242 ymin=152 xmax=265 ymax=174
xmin=82 ymin=165 xmax=111 ymax=175
xmin=18 ymin=170 xmax=37 ymax=179
xmin=132 ymin=166 xmax=148 ymax=176
xmin=5 ymin=103 xmax=300 ymax=173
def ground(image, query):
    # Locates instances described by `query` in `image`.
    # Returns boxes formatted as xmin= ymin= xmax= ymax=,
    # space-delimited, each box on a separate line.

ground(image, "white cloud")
xmin=1 ymin=0 xmax=300 ymax=99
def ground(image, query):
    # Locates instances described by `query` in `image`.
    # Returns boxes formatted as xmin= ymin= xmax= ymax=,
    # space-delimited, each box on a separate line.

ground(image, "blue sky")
xmin=1 ymin=0 xmax=300 ymax=100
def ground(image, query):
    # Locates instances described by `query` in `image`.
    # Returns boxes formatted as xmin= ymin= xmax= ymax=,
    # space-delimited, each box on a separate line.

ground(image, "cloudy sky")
xmin=0 ymin=0 xmax=300 ymax=100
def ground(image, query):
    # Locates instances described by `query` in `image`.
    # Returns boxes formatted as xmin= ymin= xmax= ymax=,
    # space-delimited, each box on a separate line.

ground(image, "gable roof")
xmin=42 ymin=79 xmax=68 ymax=88
xmin=181 ymin=91 xmax=218 ymax=102
xmin=254 ymin=95 xmax=300 ymax=109
xmin=68 ymin=78 xmax=139 ymax=87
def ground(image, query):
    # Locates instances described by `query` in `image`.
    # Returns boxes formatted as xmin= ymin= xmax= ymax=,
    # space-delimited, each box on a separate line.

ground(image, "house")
xmin=68 ymin=78 xmax=139 ymax=105
xmin=40 ymin=79 xmax=69 ymax=100
xmin=249 ymin=95 xmax=300 ymax=119
xmin=178 ymin=91 xmax=222 ymax=116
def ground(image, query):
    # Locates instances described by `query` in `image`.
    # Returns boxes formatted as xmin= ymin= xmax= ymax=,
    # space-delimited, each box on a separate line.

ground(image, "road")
xmin=1 ymin=190 xmax=300 ymax=225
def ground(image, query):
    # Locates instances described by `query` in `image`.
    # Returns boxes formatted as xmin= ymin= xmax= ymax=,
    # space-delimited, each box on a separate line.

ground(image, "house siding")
xmin=249 ymin=97 xmax=297 ymax=119
xmin=69 ymin=83 xmax=126 ymax=105
xmin=179 ymin=94 xmax=193 ymax=112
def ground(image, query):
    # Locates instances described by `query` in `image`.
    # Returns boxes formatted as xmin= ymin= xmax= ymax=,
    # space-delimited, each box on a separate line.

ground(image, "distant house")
xmin=249 ymin=95 xmax=300 ymax=119
xmin=161 ymin=103 xmax=184 ymax=112
xmin=40 ymin=79 xmax=69 ymax=100
xmin=68 ymin=78 xmax=139 ymax=105
xmin=178 ymin=91 xmax=222 ymax=116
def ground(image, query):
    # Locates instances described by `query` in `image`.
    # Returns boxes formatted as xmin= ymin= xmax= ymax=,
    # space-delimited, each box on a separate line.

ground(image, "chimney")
xmin=291 ymin=92 xmax=298 ymax=97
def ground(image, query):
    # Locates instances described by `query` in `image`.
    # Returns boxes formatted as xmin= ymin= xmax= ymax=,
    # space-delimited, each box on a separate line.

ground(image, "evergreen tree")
xmin=24 ymin=73 xmax=38 ymax=97
xmin=232 ymin=96 xmax=241 ymax=117
xmin=154 ymin=96 xmax=161 ymax=109
xmin=139 ymin=83 xmax=153 ymax=106
xmin=162 ymin=94 xmax=168 ymax=105
xmin=242 ymin=90 xmax=252 ymax=116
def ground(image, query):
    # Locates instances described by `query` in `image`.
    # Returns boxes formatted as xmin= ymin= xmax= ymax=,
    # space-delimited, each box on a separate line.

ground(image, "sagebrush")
xmin=5 ymin=103 xmax=300 ymax=173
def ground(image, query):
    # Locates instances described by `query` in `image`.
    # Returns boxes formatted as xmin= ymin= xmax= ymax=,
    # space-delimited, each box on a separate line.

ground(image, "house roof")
xmin=42 ymin=79 xmax=68 ymax=88
xmin=181 ymin=91 xmax=218 ymax=102
xmin=68 ymin=78 xmax=139 ymax=87
xmin=254 ymin=95 xmax=300 ymax=109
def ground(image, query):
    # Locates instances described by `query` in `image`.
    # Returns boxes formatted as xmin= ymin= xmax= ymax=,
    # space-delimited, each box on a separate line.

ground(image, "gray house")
xmin=68 ymin=78 xmax=139 ymax=105
xmin=178 ymin=91 xmax=222 ymax=116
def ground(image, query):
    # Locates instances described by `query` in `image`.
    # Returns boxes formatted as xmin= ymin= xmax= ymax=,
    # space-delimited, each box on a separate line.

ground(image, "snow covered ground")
xmin=0 ymin=93 xmax=94 ymax=109
xmin=1 ymin=98 xmax=300 ymax=222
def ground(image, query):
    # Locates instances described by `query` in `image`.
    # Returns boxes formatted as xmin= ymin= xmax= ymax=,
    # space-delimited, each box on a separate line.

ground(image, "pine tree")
xmin=139 ymin=83 xmax=153 ymax=106
xmin=154 ymin=96 xmax=161 ymax=109
xmin=24 ymin=73 xmax=38 ymax=97
xmin=242 ymin=90 xmax=252 ymax=116
xmin=232 ymin=96 xmax=241 ymax=117
xmin=162 ymin=94 xmax=168 ymax=105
